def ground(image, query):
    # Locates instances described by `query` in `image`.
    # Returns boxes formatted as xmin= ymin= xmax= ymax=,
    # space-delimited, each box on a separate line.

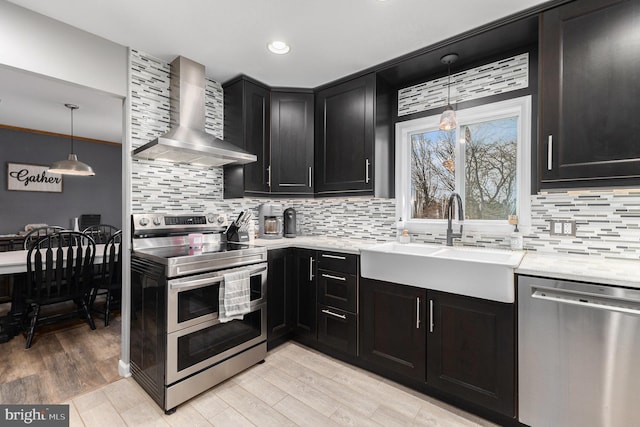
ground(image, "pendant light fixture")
xmin=49 ymin=103 xmax=95 ymax=176
xmin=439 ymin=53 xmax=459 ymax=131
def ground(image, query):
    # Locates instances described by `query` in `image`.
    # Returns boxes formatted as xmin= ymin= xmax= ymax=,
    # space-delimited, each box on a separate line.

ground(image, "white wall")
xmin=0 ymin=0 xmax=127 ymax=97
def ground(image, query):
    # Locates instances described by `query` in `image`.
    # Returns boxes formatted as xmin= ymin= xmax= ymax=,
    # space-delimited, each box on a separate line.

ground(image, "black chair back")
xmin=102 ymin=231 xmax=122 ymax=290
xmin=25 ymin=231 xmax=96 ymax=304
xmin=23 ymin=226 xmax=66 ymax=250
xmin=83 ymin=224 xmax=120 ymax=245
xmin=88 ymin=230 xmax=122 ymax=327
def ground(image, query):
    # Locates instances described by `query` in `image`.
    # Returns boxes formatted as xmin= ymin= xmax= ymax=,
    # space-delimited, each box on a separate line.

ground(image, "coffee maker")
xmin=283 ymin=208 xmax=297 ymax=238
xmin=258 ymin=203 xmax=283 ymax=239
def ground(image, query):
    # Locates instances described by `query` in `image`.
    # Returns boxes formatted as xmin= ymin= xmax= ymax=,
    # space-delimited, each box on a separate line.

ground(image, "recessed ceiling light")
xmin=268 ymin=41 xmax=290 ymax=55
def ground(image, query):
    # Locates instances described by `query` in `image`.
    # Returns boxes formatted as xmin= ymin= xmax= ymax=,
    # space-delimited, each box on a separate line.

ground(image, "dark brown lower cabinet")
xmin=426 ymin=290 xmax=515 ymax=417
xmin=317 ymin=304 xmax=357 ymax=356
xmin=267 ymin=248 xmax=294 ymax=348
xmin=360 ymin=278 xmax=426 ymax=380
xmin=292 ymin=248 xmax=317 ymax=345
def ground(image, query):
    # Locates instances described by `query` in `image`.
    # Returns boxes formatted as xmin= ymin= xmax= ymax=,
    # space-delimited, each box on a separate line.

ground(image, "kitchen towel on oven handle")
xmin=218 ymin=270 xmax=251 ymax=322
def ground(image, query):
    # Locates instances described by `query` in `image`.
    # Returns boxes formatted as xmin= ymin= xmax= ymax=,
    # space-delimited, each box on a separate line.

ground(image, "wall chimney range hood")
xmin=132 ymin=56 xmax=256 ymax=166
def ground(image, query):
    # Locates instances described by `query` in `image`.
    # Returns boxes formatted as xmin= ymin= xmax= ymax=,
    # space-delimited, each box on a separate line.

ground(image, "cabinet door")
xmin=244 ymin=81 xmax=271 ymax=194
xmin=292 ymin=248 xmax=317 ymax=344
xmin=540 ymin=0 xmax=640 ymax=188
xmin=426 ymin=290 xmax=515 ymax=417
xmin=267 ymin=248 xmax=293 ymax=348
xmin=271 ymin=92 xmax=314 ymax=194
xmin=360 ymin=278 xmax=426 ymax=380
xmin=315 ymin=74 xmax=375 ymax=195
xmin=223 ymin=78 xmax=271 ymax=198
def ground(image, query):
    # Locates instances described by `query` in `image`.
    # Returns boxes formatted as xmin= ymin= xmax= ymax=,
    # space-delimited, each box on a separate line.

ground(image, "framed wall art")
xmin=7 ymin=162 xmax=63 ymax=192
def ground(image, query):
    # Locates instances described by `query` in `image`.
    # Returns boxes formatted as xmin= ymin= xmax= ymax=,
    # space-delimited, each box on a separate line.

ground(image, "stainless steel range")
xmin=130 ymin=213 xmax=267 ymax=414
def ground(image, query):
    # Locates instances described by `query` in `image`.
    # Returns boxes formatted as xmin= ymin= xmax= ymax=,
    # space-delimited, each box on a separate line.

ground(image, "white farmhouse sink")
xmin=360 ymin=242 xmax=524 ymax=303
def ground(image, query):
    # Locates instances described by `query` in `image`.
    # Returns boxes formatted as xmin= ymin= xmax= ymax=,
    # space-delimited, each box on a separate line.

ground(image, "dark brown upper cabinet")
xmin=223 ymin=76 xmax=271 ymax=197
xmin=315 ymin=74 xmax=375 ymax=196
xmin=539 ymin=0 xmax=640 ymax=188
xmin=271 ymin=91 xmax=314 ymax=195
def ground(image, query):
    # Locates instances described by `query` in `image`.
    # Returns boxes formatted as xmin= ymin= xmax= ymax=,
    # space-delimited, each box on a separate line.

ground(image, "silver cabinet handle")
xmin=365 ymin=158 xmax=370 ymax=184
xmin=322 ymin=309 xmax=347 ymax=320
xmin=308 ymin=166 xmax=313 ymax=188
xmin=267 ymin=165 xmax=272 ymax=187
xmin=321 ymin=254 xmax=346 ymax=260
xmin=309 ymin=257 xmax=314 ymax=281
xmin=416 ymin=297 xmax=421 ymax=329
xmin=429 ymin=299 xmax=434 ymax=333
xmin=547 ymin=135 xmax=553 ymax=171
xmin=321 ymin=273 xmax=346 ymax=281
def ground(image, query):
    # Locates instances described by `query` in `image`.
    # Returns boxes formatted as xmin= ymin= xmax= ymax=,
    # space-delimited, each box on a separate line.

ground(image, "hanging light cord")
xmin=447 ymin=62 xmax=452 ymax=106
xmin=70 ymin=106 xmax=75 ymax=154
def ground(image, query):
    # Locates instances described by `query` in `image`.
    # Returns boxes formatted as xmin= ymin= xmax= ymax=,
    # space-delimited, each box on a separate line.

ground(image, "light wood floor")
xmin=1 ymin=304 xmax=496 ymax=426
xmin=65 ymin=342 xmax=497 ymax=427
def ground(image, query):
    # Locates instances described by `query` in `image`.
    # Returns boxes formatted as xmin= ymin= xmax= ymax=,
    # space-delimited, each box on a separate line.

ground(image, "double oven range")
xmin=130 ymin=213 xmax=268 ymax=413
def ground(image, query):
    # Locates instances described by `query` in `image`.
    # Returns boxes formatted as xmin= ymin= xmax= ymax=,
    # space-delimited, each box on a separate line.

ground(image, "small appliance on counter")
xmin=258 ymin=203 xmax=283 ymax=239
xmin=283 ymin=207 xmax=297 ymax=238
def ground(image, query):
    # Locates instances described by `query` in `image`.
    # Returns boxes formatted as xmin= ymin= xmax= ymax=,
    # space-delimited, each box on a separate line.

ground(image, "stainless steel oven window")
xmin=177 ymin=309 xmax=262 ymax=371
xmin=166 ymin=305 xmax=266 ymax=384
xmin=166 ymin=263 xmax=267 ymax=333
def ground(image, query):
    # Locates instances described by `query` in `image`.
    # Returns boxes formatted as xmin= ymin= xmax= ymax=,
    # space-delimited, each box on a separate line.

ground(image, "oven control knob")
xmin=217 ymin=216 xmax=226 ymax=225
xmin=139 ymin=217 xmax=149 ymax=226
xmin=153 ymin=217 xmax=162 ymax=226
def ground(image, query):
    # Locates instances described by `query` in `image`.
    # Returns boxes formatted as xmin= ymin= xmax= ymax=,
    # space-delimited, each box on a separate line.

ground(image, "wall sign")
xmin=7 ymin=162 xmax=63 ymax=192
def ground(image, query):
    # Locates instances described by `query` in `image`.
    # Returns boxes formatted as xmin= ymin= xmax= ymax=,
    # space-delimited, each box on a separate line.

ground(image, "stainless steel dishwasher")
xmin=518 ymin=275 xmax=640 ymax=427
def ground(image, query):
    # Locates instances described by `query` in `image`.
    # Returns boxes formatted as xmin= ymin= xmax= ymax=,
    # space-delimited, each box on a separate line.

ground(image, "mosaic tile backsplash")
xmin=398 ymin=53 xmax=529 ymax=117
xmin=130 ymin=50 xmax=640 ymax=260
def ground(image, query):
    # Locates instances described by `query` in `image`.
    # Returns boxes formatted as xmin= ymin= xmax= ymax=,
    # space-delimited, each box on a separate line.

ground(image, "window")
xmin=396 ymin=96 xmax=531 ymax=234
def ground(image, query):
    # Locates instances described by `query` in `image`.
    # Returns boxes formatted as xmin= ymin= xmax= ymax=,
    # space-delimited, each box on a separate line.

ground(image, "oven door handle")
xmin=170 ymin=276 xmax=223 ymax=290
xmin=169 ymin=265 xmax=267 ymax=291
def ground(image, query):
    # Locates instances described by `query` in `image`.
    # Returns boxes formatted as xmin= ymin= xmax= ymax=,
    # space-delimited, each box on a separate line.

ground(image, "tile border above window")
xmin=398 ymin=53 xmax=529 ymax=117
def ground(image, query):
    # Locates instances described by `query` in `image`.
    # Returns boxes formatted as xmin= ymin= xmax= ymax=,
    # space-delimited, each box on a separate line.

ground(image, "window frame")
xmin=395 ymin=95 xmax=532 ymax=235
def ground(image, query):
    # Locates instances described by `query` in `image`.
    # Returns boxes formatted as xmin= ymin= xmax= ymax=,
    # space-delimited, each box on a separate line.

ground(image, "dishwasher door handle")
xmin=531 ymin=289 xmax=640 ymax=316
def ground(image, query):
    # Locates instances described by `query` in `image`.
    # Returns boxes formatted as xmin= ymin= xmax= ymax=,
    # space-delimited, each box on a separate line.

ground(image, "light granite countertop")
xmin=253 ymin=236 xmax=378 ymax=255
xmin=515 ymin=252 xmax=640 ymax=290
xmin=253 ymin=236 xmax=640 ymax=290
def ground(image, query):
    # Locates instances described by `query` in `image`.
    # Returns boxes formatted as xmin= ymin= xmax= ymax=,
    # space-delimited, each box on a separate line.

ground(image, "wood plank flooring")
xmin=66 ymin=342 xmax=497 ymax=426
xmin=0 ymin=301 xmax=121 ymax=405
xmin=1 ymin=301 xmax=496 ymax=426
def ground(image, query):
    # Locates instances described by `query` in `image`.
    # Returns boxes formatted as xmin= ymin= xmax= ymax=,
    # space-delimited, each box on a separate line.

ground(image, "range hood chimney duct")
xmin=132 ymin=56 xmax=256 ymax=166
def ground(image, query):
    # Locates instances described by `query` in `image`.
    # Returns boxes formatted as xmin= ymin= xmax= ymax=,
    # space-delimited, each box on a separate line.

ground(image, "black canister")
xmin=283 ymin=208 xmax=297 ymax=238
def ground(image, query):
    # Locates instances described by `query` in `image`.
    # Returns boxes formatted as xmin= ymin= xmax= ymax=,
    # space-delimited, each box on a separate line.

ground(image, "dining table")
xmin=0 ymin=244 xmax=106 ymax=275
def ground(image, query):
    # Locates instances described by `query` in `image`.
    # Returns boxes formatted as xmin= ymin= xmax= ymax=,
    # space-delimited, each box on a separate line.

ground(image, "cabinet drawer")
xmin=317 ymin=270 xmax=356 ymax=312
xmin=317 ymin=305 xmax=357 ymax=356
xmin=317 ymin=251 xmax=358 ymax=274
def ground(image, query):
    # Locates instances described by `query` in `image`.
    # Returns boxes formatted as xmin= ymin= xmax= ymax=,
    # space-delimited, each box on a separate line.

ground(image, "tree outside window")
xmin=410 ymin=117 xmax=518 ymax=221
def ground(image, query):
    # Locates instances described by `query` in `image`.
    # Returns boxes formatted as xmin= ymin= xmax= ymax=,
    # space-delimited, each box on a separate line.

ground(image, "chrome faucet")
xmin=446 ymin=192 xmax=464 ymax=246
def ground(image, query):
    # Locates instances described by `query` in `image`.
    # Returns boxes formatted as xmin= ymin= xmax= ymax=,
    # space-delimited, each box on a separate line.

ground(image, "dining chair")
xmin=22 ymin=226 xmax=66 ymax=250
xmin=89 ymin=230 xmax=122 ymax=326
xmin=82 ymin=224 xmax=120 ymax=245
xmin=23 ymin=231 xmax=96 ymax=348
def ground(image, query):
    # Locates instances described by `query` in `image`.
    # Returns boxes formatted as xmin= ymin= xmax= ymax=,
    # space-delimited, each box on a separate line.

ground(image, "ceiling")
xmin=0 ymin=65 xmax=123 ymax=142
xmin=3 ymin=0 xmax=549 ymax=143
